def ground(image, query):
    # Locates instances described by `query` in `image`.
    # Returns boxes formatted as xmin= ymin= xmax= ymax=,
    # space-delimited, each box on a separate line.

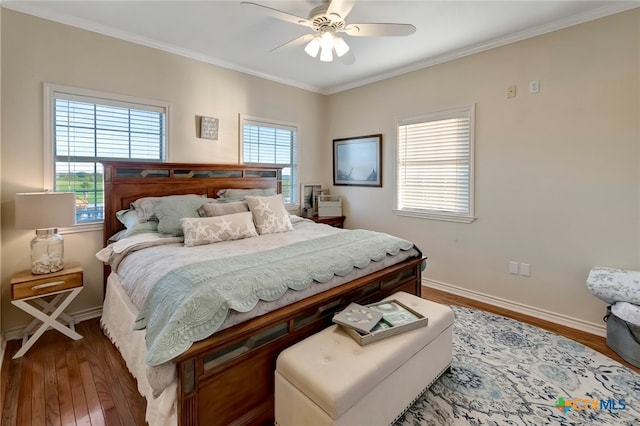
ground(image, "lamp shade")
xmin=304 ymin=37 xmax=321 ymax=57
xmin=320 ymin=46 xmax=333 ymax=62
xmin=334 ymin=37 xmax=350 ymax=57
xmin=15 ymin=192 xmax=76 ymax=229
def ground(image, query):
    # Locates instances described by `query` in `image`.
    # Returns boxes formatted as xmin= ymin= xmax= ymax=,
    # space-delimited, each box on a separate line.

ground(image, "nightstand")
xmin=311 ymin=215 xmax=346 ymax=228
xmin=10 ymin=262 xmax=83 ymax=358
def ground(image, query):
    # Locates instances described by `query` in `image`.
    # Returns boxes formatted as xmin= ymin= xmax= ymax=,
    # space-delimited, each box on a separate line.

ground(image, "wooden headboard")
xmin=101 ymin=161 xmax=282 ymax=247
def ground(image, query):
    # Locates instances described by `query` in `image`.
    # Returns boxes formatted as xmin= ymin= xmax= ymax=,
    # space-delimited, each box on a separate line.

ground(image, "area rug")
xmin=395 ymin=306 xmax=640 ymax=425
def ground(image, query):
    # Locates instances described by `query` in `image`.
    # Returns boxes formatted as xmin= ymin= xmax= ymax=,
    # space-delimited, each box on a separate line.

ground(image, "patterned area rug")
xmin=395 ymin=306 xmax=640 ymax=425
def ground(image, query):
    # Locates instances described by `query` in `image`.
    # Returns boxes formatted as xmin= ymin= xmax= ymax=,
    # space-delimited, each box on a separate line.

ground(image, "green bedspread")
xmin=134 ymin=229 xmax=415 ymax=365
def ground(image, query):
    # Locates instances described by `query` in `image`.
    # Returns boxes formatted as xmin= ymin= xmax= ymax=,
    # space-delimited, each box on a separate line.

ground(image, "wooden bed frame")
xmin=101 ymin=161 xmax=425 ymax=426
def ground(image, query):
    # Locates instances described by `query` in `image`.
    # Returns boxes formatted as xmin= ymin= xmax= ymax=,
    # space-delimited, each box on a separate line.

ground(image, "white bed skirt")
xmin=101 ymin=273 xmax=178 ymax=426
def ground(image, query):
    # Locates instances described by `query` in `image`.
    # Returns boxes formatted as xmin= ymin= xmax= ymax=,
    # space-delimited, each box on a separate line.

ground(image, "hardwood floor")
xmin=1 ymin=319 xmax=146 ymax=426
xmin=1 ymin=288 xmax=638 ymax=425
xmin=424 ymin=287 xmax=640 ymax=374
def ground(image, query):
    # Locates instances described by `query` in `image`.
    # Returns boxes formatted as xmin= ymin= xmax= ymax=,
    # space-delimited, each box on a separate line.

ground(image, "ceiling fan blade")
xmin=326 ymin=0 xmax=356 ymax=22
xmin=269 ymin=34 xmax=314 ymax=53
xmin=241 ymin=2 xmax=313 ymax=28
xmin=337 ymin=49 xmax=355 ymax=65
xmin=342 ymin=23 xmax=416 ymax=37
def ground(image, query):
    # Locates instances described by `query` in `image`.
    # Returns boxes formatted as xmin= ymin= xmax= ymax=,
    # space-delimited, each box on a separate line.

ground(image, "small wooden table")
xmin=10 ymin=263 xmax=83 ymax=358
xmin=310 ymin=215 xmax=346 ymax=228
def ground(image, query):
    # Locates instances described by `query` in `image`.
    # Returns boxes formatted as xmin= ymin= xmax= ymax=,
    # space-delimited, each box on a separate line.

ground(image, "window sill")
xmin=285 ymin=204 xmax=300 ymax=213
xmin=392 ymin=209 xmax=476 ymax=224
xmin=58 ymin=222 xmax=104 ymax=235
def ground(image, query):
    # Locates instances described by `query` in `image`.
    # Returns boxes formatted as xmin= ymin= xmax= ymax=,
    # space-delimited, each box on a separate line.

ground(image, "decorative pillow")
xmin=155 ymin=197 xmax=213 ymax=236
xmin=107 ymin=229 xmax=128 ymax=243
xmin=198 ymin=200 xmax=249 ymax=217
xmin=181 ymin=212 xmax=259 ymax=247
xmin=132 ymin=194 xmax=204 ymax=222
xmin=245 ymin=194 xmax=294 ymax=235
xmin=216 ymin=188 xmax=277 ymax=200
xmin=115 ymin=209 xmax=158 ymax=237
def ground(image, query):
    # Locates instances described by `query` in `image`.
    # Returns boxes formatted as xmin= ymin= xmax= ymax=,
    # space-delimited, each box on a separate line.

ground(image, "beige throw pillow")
xmin=180 ymin=212 xmax=258 ymax=246
xmin=197 ymin=200 xmax=249 ymax=217
xmin=245 ymin=194 xmax=294 ymax=235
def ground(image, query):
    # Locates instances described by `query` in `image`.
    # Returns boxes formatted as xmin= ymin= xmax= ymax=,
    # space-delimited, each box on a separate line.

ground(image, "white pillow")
xmin=115 ymin=209 xmax=158 ymax=238
xmin=180 ymin=212 xmax=258 ymax=247
xmin=245 ymin=194 xmax=294 ymax=235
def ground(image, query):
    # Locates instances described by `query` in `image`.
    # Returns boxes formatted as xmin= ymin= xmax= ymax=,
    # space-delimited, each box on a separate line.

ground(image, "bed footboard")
xmin=174 ymin=255 xmax=424 ymax=426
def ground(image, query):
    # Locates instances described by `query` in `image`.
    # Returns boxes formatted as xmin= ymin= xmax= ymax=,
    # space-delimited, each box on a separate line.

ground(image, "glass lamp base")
xmin=31 ymin=228 xmax=64 ymax=274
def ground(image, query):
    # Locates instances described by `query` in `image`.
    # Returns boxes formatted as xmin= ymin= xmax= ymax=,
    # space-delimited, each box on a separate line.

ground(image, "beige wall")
xmin=0 ymin=5 xmax=4 ymax=358
xmin=0 ymin=10 xmax=327 ymax=331
xmin=327 ymin=9 xmax=640 ymax=328
xmin=1 ymin=8 xmax=639 ymax=334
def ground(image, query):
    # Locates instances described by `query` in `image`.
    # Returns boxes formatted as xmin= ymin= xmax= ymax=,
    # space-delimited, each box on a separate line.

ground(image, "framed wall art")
xmin=333 ymin=134 xmax=382 ymax=187
xmin=300 ymin=183 xmax=324 ymax=216
xmin=198 ymin=116 xmax=219 ymax=140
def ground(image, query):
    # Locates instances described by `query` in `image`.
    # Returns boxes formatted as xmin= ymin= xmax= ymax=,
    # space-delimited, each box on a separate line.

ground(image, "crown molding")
xmin=325 ymin=1 xmax=640 ymax=94
xmin=4 ymin=1 xmax=638 ymax=96
xmin=2 ymin=1 xmax=325 ymax=94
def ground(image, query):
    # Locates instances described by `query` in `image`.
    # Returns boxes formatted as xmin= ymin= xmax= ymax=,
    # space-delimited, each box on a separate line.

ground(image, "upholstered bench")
xmin=275 ymin=291 xmax=454 ymax=426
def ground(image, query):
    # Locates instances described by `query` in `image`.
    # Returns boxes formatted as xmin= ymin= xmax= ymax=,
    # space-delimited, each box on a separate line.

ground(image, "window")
xmin=44 ymin=84 xmax=167 ymax=226
xmin=395 ymin=105 xmax=475 ymax=223
xmin=240 ymin=115 xmax=298 ymax=205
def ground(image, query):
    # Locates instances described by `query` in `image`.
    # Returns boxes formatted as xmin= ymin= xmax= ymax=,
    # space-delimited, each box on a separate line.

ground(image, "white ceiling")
xmin=3 ymin=0 xmax=638 ymax=94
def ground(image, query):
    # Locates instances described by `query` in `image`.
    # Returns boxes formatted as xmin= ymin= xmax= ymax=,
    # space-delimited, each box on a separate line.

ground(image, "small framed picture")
xmin=199 ymin=116 xmax=219 ymax=140
xmin=333 ymin=134 xmax=382 ymax=187
xmin=300 ymin=183 xmax=323 ymax=215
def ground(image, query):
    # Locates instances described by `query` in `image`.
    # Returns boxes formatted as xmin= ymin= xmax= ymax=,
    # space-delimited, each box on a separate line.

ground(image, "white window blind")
xmin=241 ymin=116 xmax=298 ymax=204
xmin=396 ymin=105 xmax=475 ymax=223
xmin=49 ymin=86 xmax=166 ymax=224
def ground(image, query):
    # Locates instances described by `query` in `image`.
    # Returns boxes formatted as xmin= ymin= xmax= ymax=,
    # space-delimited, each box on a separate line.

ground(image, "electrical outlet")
xmin=507 ymin=85 xmax=516 ymax=98
xmin=520 ymin=263 xmax=531 ymax=277
xmin=509 ymin=261 xmax=519 ymax=274
xmin=529 ymin=80 xmax=540 ymax=94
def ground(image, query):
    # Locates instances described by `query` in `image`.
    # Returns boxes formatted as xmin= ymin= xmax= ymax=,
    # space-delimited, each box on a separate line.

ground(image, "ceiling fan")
xmin=241 ymin=0 xmax=416 ymax=64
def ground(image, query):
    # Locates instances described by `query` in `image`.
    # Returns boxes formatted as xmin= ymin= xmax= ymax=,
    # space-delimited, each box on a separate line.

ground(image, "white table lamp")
xmin=15 ymin=192 xmax=76 ymax=274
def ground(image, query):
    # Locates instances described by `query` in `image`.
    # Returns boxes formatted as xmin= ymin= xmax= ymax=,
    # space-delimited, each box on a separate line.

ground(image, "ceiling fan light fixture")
xmin=319 ymin=30 xmax=335 ymax=50
xmin=304 ymin=37 xmax=321 ymax=57
xmin=334 ymin=37 xmax=350 ymax=57
xmin=320 ymin=46 xmax=333 ymax=62
xmin=245 ymin=0 xmax=416 ymax=65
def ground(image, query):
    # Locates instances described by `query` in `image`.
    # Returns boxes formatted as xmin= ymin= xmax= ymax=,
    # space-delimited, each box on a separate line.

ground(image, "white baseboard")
xmin=423 ymin=278 xmax=607 ymax=337
xmin=3 ymin=280 xmax=607 ymax=343
xmin=5 ymin=306 xmax=103 ymax=342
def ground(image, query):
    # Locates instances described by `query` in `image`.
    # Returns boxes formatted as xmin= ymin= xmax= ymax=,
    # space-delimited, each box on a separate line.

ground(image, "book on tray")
xmin=332 ymin=300 xmax=429 ymax=345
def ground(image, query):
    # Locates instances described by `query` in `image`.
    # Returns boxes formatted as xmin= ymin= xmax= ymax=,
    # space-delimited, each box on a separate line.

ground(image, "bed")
xmin=98 ymin=161 xmax=425 ymax=426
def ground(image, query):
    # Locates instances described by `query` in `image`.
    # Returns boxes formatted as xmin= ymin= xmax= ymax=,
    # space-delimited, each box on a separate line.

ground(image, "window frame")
xmin=239 ymin=114 xmax=299 ymax=207
xmin=43 ymin=83 xmax=170 ymax=232
xmin=393 ymin=104 xmax=476 ymax=223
